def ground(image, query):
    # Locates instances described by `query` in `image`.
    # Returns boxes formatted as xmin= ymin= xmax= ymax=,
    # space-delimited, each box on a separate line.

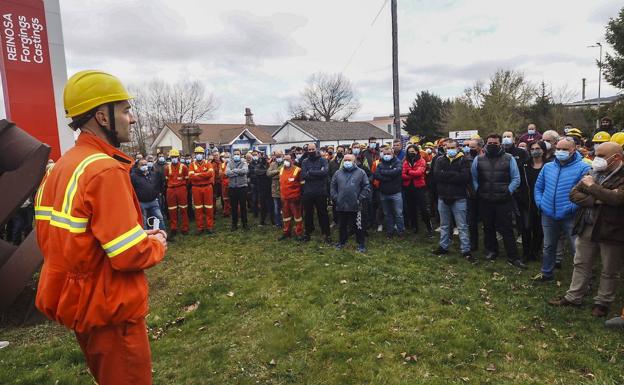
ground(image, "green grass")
xmin=2 ymin=216 xmax=624 ymax=384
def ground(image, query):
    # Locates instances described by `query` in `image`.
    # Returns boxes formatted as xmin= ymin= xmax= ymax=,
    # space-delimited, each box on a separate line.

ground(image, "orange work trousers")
xmin=221 ymin=182 xmax=231 ymax=216
xmin=192 ymin=184 xmax=214 ymax=230
xmin=75 ymin=319 xmax=152 ymax=385
xmin=281 ymin=198 xmax=303 ymax=236
xmin=167 ymin=186 xmax=189 ymax=232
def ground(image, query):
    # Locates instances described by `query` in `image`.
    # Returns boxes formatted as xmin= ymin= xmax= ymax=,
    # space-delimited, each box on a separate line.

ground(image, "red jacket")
xmin=165 ymin=163 xmax=188 ymax=188
xmin=188 ymin=161 xmax=215 ymax=186
xmin=35 ymin=133 xmax=165 ymax=333
xmin=279 ymin=166 xmax=303 ymax=200
xmin=402 ymin=157 xmax=427 ymax=188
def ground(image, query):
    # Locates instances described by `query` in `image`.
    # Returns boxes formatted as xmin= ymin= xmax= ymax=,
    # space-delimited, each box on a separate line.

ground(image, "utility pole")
xmin=589 ymin=42 xmax=603 ymax=132
xmin=391 ymin=0 xmax=400 ymax=140
xmin=582 ymin=78 xmax=586 ymax=102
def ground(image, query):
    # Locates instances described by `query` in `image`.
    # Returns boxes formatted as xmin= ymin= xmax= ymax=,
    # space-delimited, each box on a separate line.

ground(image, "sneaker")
xmin=463 ymin=251 xmax=477 ymax=264
xmin=330 ymin=222 xmax=336 ymax=228
xmin=0 ymin=341 xmax=8 ymax=349
xmin=432 ymin=247 xmax=448 ymax=256
xmin=548 ymin=296 xmax=580 ymax=307
xmin=357 ymin=245 xmax=367 ymax=253
xmin=507 ymin=259 xmax=527 ymax=270
xmin=335 ymin=243 xmax=345 ymax=250
xmin=425 ymin=231 xmax=434 ymax=239
xmin=278 ymin=234 xmax=291 ymax=241
xmin=434 ymin=227 xmax=441 ymax=233
xmin=484 ymin=252 xmax=497 ymax=261
xmin=516 ymin=236 xmax=522 ymax=244
xmin=605 ymin=316 xmax=624 ymax=329
xmin=533 ymin=273 xmax=554 ymax=283
xmin=453 ymin=228 xmax=459 ymax=236
xmin=591 ymin=304 xmax=609 ymax=317
xmin=300 ymin=234 xmax=311 ymax=243
xmin=377 ymin=224 xmax=383 ymax=232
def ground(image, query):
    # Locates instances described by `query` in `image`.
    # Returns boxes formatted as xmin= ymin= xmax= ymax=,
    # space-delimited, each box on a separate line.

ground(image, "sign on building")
xmin=449 ymin=130 xmax=478 ymax=140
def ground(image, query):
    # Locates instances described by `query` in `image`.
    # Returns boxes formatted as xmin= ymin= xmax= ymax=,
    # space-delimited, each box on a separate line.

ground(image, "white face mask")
xmin=283 ymin=160 xmax=291 ymax=168
xmin=544 ymin=141 xmax=552 ymax=151
xmin=592 ymin=155 xmax=615 ymax=173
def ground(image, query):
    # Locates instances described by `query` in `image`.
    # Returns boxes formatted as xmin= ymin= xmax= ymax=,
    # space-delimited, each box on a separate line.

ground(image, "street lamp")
xmin=588 ymin=42 xmax=603 ymax=131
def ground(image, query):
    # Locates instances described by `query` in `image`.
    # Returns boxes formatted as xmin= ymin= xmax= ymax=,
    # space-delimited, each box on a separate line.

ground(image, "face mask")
xmin=328 ymin=152 xmax=334 ymax=157
xmin=343 ymin=161 xmax=354 ymax=169
xmin=147 ymin=162 xmax=154 ymax=169
xmin=544 ymin=141 xmax=552 ymax=151
xmin=502 ymin=137 xmax=513 ymax=146
xmin=195 ymin=154 xmax=203 ymax=161
xmin=223 ymin=158 xmax=230 ymax=163
xmin=233 ymin=155 xmax=241 ymax=162
xmin=592 ymin=157 xmax=608 ymax=172
xmin=139 ymin=165 xmax=148 ymax=172
xmin=369 ymin=143 xmax=377 ymax=149
xmin=462 ymin=146 xmax=470 ymax=154
xmin=486 ymin=144 xmax=500 ymax=155
xmin=186 ymin=159 xmax=192 ymax=164
xmin=296 ymin=154 xmax=302 ymax=160
xmin=382 ymin=154 xmax=393 ymax=162
xmin=426 ymin=148 xmax=432 ymax=154
xmin=158 ymin=157 xmax=165 ymax=163
xmin=276 ymin=157 xmax=283 ymax=163
xmin=437 ymin=147 xmax=445 ymax=155
xmin=555 ymin=150 xmax=571 ymax=162
xmin=352 ymin=148 xmax=361 ymax=155
xmin=530 ymin=150 xmax=543 ymax=158
xmin=283 ymin=160 xmax=291 ymax=168
xmin=171 ymin=157 xmax=179 ymax=164
xmin=336 ymin=152 xmax=344 ymax=159
xmin=252 ymin=155 xmax=258 ymax=161
xmin=446 ymin=149 xmax=458 ymax=158
xmin=470 ymin=149 xmax=479 ymax=157
xmin=308 ymin=152 xmax=317 ymax=158
xmin=528 ymin=129 xmax=536 ymax=135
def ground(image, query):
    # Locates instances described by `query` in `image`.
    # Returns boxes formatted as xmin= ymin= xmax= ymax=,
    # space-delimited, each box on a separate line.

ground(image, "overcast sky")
xmin=3 ymin=0 xmax=623 ymax=124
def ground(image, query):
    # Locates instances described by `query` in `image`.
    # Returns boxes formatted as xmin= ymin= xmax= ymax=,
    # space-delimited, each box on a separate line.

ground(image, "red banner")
xmin=0 ymin=0 xmax=60 ymax=159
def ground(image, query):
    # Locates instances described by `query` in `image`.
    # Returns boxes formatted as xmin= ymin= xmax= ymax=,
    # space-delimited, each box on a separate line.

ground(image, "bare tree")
xmin=292 ymin=72 xmax=360 ymax=121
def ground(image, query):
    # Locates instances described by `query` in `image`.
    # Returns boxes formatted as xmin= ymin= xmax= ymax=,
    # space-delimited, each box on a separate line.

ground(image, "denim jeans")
xmin=140 ymin=198 xmax=165 ymax=230
xmin=541 ymin=214 xmax=576 ymax=278
xmin=438 ymin=198 xmax=470 ymax=253
xmin=379 ymin=192 xmax=404 ymax=234
xmin=273 ymin=197 xmax=283 ymax=227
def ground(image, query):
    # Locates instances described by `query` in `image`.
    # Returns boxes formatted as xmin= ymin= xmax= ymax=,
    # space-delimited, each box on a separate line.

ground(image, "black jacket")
xmin=131 ymin=169 xmax=164 ymax=203
xmin=433 ymin=154 xmax=471 ymax=201
xmin=373 ymin=157 xmax=402 ymax=195
xmin=505 ymin=145 xmax=529 ymax=207
xmin=301 ymin=155 xmax=329 ymax=196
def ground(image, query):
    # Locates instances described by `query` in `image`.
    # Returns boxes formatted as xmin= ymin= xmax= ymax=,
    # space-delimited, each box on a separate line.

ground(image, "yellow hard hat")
xmin=592 ymin=131 xmax=611 ymax=143
xmin=63 ymin=70 xmax=133 ymax=118
xmin=470 ymin=134 xmax=481 ymax=140
xmin=610 ymin=132 xmax=624 ymax=146
xmin=169 ymin=149 xmax=180 ymax=157
xmin=567 ymin=128 xmax=583 ymax=138
xmin=424 ymin=142 xmax=434 ymax=148
xmin=194 ymin=146 xmax=205 ymax=154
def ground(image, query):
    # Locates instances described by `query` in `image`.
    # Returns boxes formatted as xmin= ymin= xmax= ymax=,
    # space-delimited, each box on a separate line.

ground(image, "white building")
xmin=271 ymin=120 xmax=394 ymax=151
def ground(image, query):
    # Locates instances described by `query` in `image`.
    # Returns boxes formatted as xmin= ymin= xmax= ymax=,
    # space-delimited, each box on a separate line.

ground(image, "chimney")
xmin=582 ymin=78 xmax=586 ymax=102
xmin=245 ymin=108 xmax=254 ymax=126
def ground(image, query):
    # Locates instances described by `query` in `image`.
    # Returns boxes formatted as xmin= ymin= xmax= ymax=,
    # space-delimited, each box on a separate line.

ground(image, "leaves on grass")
xmin=485 ymin=363 xmax=496 ymax=372
xmin=226 ymin=291 xmax=235 ymax=297
xmin=183 ymin=301 xmax=200 ymax=313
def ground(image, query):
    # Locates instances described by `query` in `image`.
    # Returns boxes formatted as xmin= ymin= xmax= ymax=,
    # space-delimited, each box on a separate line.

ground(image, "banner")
xmin=0 ymin=0 xmax=61 ymax=159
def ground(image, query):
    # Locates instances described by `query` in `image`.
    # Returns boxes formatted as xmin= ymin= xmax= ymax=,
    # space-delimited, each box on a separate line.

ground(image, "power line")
xmin=341 ymin=0 xmax=389 ymax=73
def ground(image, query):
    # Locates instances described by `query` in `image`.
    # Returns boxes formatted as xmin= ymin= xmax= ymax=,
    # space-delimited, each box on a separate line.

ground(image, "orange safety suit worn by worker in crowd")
xmin=35 ymin=133 xmax=165 ymax=385
xmin=279 ymin=165 xmax=304 ymax=236
xmin=165 ymin=162 xmax=189 ymax=233
xmin=371 ymin=160 xmax=381 ymax=189
xmin=189 ymin=160 xmax=215 ymax=231
xmin=211 ymin=158 xmax=221 ymax=208
xmin=220 ymin=162 xmax=231 ymax=216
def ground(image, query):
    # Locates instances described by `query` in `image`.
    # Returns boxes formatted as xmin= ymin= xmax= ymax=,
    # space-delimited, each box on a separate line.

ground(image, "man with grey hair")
xmin=541 ymin=130 xmax=560 ymax=161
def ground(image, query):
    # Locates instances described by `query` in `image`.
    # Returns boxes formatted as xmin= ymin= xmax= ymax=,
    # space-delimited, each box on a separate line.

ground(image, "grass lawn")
xmin=2 ymin=216 xmax=624 ymax=384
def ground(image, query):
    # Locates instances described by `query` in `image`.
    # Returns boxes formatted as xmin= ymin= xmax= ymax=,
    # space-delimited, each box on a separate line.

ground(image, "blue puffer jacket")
xmin=534 ymin=151 xmax=590 ymax=220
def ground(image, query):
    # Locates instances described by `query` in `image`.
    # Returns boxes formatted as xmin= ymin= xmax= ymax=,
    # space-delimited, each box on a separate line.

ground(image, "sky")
xmin=3 ymin=0 xmax=623 ymax=124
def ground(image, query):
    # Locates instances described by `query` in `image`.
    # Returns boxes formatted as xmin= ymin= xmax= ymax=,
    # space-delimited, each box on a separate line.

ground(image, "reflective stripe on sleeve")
xmin=102 ymin=224 xmax=147 ymax=258
xmin=62 ymin=153 xmax=110 ymax=214
xmin=35 ymin=206 xmax=89 ymax=233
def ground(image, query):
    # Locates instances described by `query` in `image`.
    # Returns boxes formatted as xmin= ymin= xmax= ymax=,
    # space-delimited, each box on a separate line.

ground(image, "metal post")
xmin=597 ymin=42 xmax=602 ymax=116
xmin=582 ymin=78 xmax=586 ymax=102
xmin=391 ymin=0 xmax=400 ymax=140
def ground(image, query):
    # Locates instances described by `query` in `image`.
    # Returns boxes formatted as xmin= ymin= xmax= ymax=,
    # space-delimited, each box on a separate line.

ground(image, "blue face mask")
xmin=195 ymin=154 xmax=204 ymax=161
xmin=382 ymin=154 xmax=393 ymax=162
xmin=158 ymin=157 xmax=165 ymax=163
xmin=147 ymin=162 xmax=154 ymax=169
xmin=446 ymin=149 xmax=458 ymax=158
xmin=555 ymin=150 xmax=571 ymax=161
xmin=171 ymin=157 xmax=179 ymax=164
xmin=233 ymin=155 xmax=241 ymax=162
xmin=343 ymin=161 xmax=354 ymax=169
xmin=462 ymin=146 xmax=470 ymax=154
xmin=139 ymin=165 xmax=148 ymax=172
xmin=352 ymin=148 xmax=360 ymax=155
xmin=502 ymin=137 xmax=513 ymax=146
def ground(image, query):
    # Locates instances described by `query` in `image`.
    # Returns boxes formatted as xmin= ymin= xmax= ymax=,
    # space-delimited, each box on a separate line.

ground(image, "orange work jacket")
xmin=371 ymin=160 xmax=381 ymax=189
xmin=165 ymin=163 xmax=188 ymax=188
xmin=34 ymin=133 xmax=165 ymax=333
xmin=220 ymin=162 xmax=229 ymax=186
xmin=279 ymin=166 xmax=303 ymax=200
xmin=188 ymin=161 xmax=215 ymax=186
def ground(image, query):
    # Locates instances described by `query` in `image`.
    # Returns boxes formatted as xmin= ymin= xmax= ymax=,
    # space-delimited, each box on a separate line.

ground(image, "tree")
xmin=127 ymin=80 xmax=218 ymax=153
xmin=291 ymin=72 xmax=360 ymax=121
xmin=604 ymin=7 xmax=624 ymax=89
xmin=403 ymin=91 xmax=449 ymax=138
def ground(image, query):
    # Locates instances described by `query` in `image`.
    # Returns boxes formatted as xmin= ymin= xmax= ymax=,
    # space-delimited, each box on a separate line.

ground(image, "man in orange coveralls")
xmin=34 ymin=70 xmax=167 ymax=385
xmin=164 ymin=148 xmax=189 ymax=239
xmin=189 ymin=146 xmax=216 ymax=234
xmin=278 ymin=154 xmax=305 ymax=240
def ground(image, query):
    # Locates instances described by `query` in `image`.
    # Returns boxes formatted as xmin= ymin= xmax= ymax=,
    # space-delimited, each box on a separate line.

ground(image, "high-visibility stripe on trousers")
xmin=192 ymin=184 xmax=214 ymax=230
xmin=221 ymin=181 xmax=230 ymax=216
xmin=75 ymin=318 xmax=152 ymax=385
xmin=281 ymin=198 xmax=303 ymax=236
xmin=166 ymin=186 xmax=189 ymax=232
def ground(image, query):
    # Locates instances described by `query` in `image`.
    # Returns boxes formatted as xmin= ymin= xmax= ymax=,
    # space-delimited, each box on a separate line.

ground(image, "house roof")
xmin=565 ymin=95 xmax=622 ymax=106
xmin=163 ymin=123 xmax=276 ymax=145
xmin=255 ymin=125 xmax=280 ymax=137
xmin=284 ymin=120 xmax=394 ymax=140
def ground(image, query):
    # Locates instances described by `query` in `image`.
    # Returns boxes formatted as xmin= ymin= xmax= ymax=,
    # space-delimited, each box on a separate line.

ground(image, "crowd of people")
xmin=124 ymin=118 xmax=624 ymax=328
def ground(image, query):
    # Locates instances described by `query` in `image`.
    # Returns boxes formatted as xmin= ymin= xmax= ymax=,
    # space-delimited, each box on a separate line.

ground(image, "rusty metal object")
xmin=0 ymin=119 xmax=50 ymax=311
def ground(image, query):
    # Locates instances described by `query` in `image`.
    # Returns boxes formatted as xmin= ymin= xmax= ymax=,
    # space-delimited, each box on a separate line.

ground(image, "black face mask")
xmin=437 ymin=147 xmax=445 ymax=155
xmin=336 ymin=153 xmax=344 ymax=159
xmin=308 ymin=152 xmax=317 ymax=159
xmin=486 ymin=144 xmax=500 ymax=156
xmin=469 ymin=149 xmax=479 ymax=157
